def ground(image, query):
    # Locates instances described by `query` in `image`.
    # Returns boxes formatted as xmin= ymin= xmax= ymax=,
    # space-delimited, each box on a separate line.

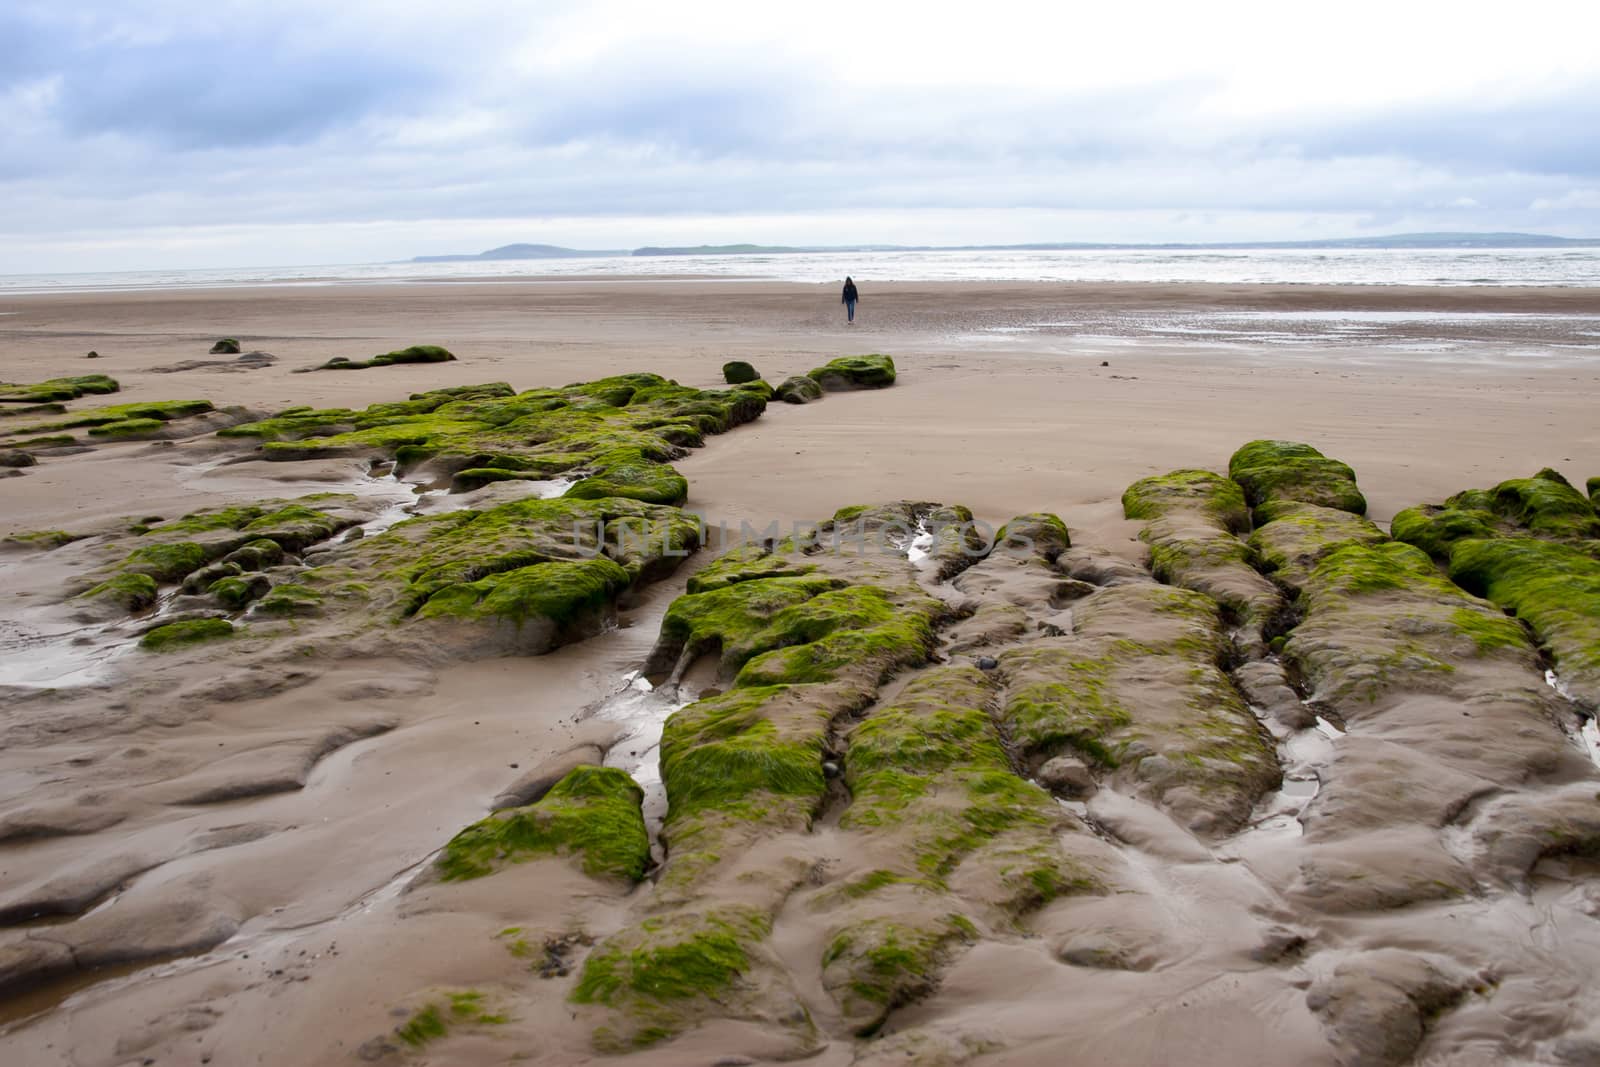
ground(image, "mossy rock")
xmin=807 ymin=354 xmax=896 ymax=391
xmin=572 ymin=906 xmax=775 ymax=1046
xmin=0 ymin=450 xmax=35 ymax=467
xmin=224 ymin=373 xmax=762 ymax=506
xmin=87 ymin=417 xmax=165 ymax=438
xmin=181 ymin=560 xmax=244 ymax=594
xmin=1446 ymin=537 xmax=1600 ymax=700
xmin=210 ymin=338 xmax=241 ymax=354
xmin=82 ymin=572 xmax=159 ymax=612
xmin=253 ymin=583 xmax=325 ymax=617
xmin=1126 ymin=470 xmax=1281 ymax=632
xmin=439 ymin=765 xmax=649 ymax=882
xmin=0 ymin=398 xmax=213 ymax=438
xmin=124 ymin=541 xmax=213 ymax=582
xmin=416 ymin=557 xmax=630 ymax=633
xmin=822 ymin=915 xmax=976 ymax=1035
xmin=1588 ymin=475 xmax=1599 ymax=507
xmin=721 ymin=361 xmax=759 ymax=384
xmin=0 ymin=402 xmax=67 ymax=418
xmin=999 ymin=583 xmax=1279 ymax=835
xmin=1122 ymin=469 xmax=1250 ymax=532
xmin=1489 ymin=469 xmax=1599 ymax=541
xmin=317 ymin=344 xmax=456 ymax=371
xmin=1228 ymin=440 xmax=1366 ymax=515
xmin=992 ymin=512 xmax=1070 ymax=560
xmin=3 ymin=529 xmax=83 ymax=550
xmin=210 ymin=573 xmax=271 ymax=609
xmin=0 ymin=375 xmax=119 ymax=403
xmin=139 ymin=618 xmax=235 ymax=651
xmin=775 ymin=375 xmax=823 ymax=404
xmin=1249 ymin=501 xmax=1387 ymax=592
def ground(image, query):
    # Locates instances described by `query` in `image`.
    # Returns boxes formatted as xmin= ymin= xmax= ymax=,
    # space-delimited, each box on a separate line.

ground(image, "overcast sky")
xmin=3 ymin=0 xmax=1599 ymax=272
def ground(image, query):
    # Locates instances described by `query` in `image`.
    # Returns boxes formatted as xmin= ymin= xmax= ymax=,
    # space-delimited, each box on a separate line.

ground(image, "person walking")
xmin=841 ymin=276 xmax=859 ymax=324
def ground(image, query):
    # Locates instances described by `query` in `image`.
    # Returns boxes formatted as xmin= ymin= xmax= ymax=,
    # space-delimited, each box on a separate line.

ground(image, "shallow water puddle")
xmin=1544 ymin=669 xmax=1600 ymax=770
xmin=592 ymin=671 xmax=692 ymax=850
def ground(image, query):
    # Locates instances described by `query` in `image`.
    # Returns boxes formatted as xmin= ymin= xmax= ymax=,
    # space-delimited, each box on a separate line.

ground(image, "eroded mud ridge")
xmin=411 ymin=445 xmax=1600 ymax=1066
xmin=0 ymin=359 xmax=895 ymax=1046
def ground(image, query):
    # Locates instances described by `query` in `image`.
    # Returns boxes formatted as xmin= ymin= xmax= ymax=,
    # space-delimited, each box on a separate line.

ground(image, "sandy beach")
xmin=2 ymin=278 xmax=1599 ymax=1066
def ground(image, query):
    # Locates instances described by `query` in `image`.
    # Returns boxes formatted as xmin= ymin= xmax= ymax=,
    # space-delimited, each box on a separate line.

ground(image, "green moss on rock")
xmin=572 ymin=906 xmax=772 ymax=1041
xmin=807 ymin=354 xmax=896 ymax=390
xmin=1228 ymin=440 xmax=1366 ymax=515
xmin=439 ymin=765 xmax=649 ymax=882
xmin=87 ymin=417 xmax=165 ymax=438
xmin=721 ymin=361 xmax=759 ymax=384
xmin=775 ymin=375 xmax=823 ymax=404
xmin=822 ymin=915 xmax=976 ymax=1035
xmin=416 ymin=557 xmax=630 ymax=631
xmin=1447 ymin=537 xmax=1600 ymax=696
xmin=0 ymin=374 xmax=119 ymax=403
xmin=1122 ymin=469 xmax=1250 ymax=531
xmin=318 ymin=344 xmax=456 ymax=371
xmin=209 ymin=338 xmax=241 ymax=355
xmin=1 ymin=399 xmax=212 ymax=438
xmin=82 ymin=572 xmax=159 ymax=611
xmin=139 ymin=618 xmax=235 ymax=651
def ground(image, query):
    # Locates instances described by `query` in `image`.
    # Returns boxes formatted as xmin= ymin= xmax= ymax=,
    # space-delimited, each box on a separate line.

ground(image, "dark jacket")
xmin=841 ymin=280 xmax=859 ymax=303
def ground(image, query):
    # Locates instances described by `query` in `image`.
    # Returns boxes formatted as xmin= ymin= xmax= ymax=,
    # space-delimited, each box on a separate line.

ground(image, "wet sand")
xmin=1 ymin=279 xmax=1598 ymax=1066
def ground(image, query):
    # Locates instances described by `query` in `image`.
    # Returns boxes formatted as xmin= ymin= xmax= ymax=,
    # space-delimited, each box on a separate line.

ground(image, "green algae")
xmin=395 ymin=990 xmax=509 ymax=1049
xmin=1395 ymin=469 xmax=1600 ymax=560
xmin=87 ymin=418 xmax=165 ymax=438
xmin=125 ymin=541 xmax=212 ymax=582
xmin=0 ymin=399 xmax=212 ymax=437
xmin=0 ymin=375 xmax=119 ymax=403
xmin=3 ymin=529 xmax=83 ymax=550
xmin=721 ymin=361 xmax=759 ymax=384
xmin=992 ymin=512 xmax=1071 ymax=559
xmin=139 ymin=618 xmax=235 ymax=651
xmin=209 ymin=574 xmax=269 ymax=610
xmin=807 ymin=354 xmax=896 ymax=390
xmin=572 ymin=906 xmax=770 ymax=1018
xmin=1228 ymin=440 xmax=1367 ymax=515
xmin=1389 ymin=468 xmax=1600 ymax=698
xmin=999 ymin=654 xmax=1130 ymax=766
xmin=775 ymin=375 xmax=823 ymax=404
xmin=822 ymin=915 xmax=975 ymax=1034
xmin=82 ymin=572 xmax=159 ymax=611
xmin=253 ymin=583 xmax=324 ymax=617
xmin=1122 ymin=469 xmax=1250 ymax=531
xmin=659 ymin=687 xmax=827 ymax=826
xmin=839 ymin=666 xmax=1098 ymax=909
xmin=317 ymin=344 xmax=456 ymax=371
xmin=439 ymin=766 xmax=649 ymax=882
xmin=1248 ymin=501 xmax=1387 ymax=591
xmin=224 ymin=373 xmax=763 ymax=504
xmin=416 ymin=557 xmax=631 ymax=631
xmin=1448 ymin=537 xmax=1600 ymax=687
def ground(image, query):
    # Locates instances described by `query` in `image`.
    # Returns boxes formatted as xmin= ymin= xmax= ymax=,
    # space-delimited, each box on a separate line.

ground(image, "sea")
xmin=3 ymin=246 xmax=1600 ymax=295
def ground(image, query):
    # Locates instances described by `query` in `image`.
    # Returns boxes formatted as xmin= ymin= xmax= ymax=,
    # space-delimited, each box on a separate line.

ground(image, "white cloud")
xmin=3 ymin=0 xmax=1600 ymax=270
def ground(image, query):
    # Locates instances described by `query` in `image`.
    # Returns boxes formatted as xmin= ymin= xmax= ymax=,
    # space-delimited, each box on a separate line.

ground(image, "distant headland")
xmin=413 ymin=232 xmax=1600 ymax=262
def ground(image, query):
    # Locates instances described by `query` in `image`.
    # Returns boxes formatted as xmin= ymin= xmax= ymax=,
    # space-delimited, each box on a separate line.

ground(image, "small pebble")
xmin=976 ymin=656 xmax=999 ymax=671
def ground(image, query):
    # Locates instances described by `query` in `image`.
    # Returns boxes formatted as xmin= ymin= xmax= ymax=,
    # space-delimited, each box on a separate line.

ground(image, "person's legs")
xmin=846 ymin=298 xmax=856 ymax=322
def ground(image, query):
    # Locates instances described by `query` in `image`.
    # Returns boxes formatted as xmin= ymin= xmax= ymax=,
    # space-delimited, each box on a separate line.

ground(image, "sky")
xmin=3 ymin=0 xmax=1599 ymax=272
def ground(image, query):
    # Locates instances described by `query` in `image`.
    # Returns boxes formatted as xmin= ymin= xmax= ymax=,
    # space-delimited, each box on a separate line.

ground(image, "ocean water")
xmin=2 ymin=246 xmax=1600 ymax=295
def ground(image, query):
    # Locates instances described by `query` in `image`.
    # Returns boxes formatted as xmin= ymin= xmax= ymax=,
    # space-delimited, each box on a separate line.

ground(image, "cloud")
xmin=2 ymin=0 xmax=1598 ymax=270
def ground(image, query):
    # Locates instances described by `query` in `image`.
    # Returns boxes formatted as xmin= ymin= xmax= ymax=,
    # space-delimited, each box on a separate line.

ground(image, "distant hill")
xmin=415 ymin=233 xmax=1599 ymax=263
xmin=412 ymin=243 xmax=623 ymax=263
